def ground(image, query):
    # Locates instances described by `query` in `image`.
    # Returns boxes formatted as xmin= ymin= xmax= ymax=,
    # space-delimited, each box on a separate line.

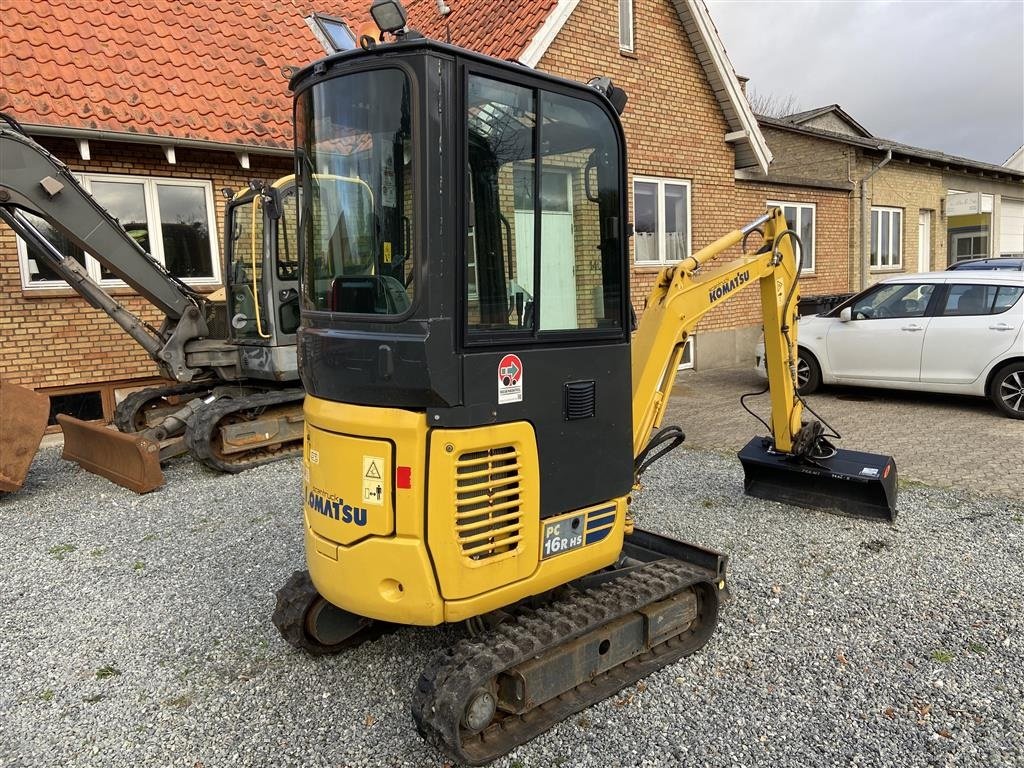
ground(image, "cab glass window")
xmin=465 ymin=75 xmax=623 ymax=337
xmin=296 ymin=68 xmax=414 ymax=316
xmin=277 ymin=184 xmax=299 ymax=282
xmin=228 ymin=197 xmax=269 ymax=339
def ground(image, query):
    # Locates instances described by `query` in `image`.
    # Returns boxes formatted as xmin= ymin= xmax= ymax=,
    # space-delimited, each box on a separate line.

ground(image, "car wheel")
xmin=989 ymin=362 xmax=1024 ymax=419
xmin=796 ymin=350 xmax=821 ymax=395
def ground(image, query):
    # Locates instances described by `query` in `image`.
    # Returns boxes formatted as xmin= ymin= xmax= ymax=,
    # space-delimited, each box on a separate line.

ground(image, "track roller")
xmin=412 ymin=558 xmax=720 ymax=766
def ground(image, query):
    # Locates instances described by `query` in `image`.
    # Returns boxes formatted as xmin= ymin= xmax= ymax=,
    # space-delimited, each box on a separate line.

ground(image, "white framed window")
xmin=768 ymin=201 xmax=815 ymax=272
xmin=619 ymin=0 xmax=634 ymax=51
xmin=17 ymin=173 xmax=221 ymax=289
xmin=633 ymin=176 xmax=690 ymax=264
xmin=951 ymin=232 xmax=989 ymax=261
xmin=870 ymin=206 xmax=903 ymax=269
xmin=308 ymin=13 xmax=356 ymax=53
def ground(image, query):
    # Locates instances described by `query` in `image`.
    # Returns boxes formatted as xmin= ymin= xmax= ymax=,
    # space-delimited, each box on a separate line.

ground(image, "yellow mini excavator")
xmin=273 ymin=14 xmax=897 ymax=765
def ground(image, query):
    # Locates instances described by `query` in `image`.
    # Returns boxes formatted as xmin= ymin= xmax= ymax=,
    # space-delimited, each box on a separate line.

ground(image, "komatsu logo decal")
xmin=708 ymin=270 xmax=750 ymax=303
xmin=308 ymin=490 xmax=368 ymax=526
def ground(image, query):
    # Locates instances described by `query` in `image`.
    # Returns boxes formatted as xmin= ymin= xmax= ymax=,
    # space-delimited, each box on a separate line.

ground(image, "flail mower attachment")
xmin=0 ymin=381 xmax=49 ymax=492
xmin=738 ymin=436 xmax=897 ymax=522
xmin=57 ymin=414 xmax=164 ymax=494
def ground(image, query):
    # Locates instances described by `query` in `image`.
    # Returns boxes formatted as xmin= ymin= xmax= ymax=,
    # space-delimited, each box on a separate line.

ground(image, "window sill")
xmin=619 ymin=48 xmax=638 ymax=60
xmin=20 ymin=282 xmax=223 ymax=300
xmin=634 ymin=260 xmax=682 ymax=268
xmin=869 ymin=266 xmax=904 ymax=274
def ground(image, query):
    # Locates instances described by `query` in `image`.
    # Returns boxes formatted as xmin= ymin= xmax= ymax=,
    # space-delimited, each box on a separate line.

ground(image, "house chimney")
xmin=736 ymin=75 xmax=749 ymax=97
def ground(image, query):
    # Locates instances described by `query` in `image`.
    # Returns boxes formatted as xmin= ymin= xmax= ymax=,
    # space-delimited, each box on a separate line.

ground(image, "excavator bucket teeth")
xmin=57 ymin=415 xmax=164 ymax=494
xmin=738 ymin=437 xmax=897 ymax=522
xmin=0 ymin=382 xmax=50 ymax=492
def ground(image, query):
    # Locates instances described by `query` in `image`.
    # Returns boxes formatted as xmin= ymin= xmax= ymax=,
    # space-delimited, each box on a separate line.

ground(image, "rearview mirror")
xmin=839 ymin=306 xmax=852 ymax=323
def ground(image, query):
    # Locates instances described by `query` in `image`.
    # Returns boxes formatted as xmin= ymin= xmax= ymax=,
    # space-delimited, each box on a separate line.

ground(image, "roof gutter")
xmin=859 ymin=148 xmax=892 ymax=290
xmin=22 ymin=123 xmax=292 ymax=159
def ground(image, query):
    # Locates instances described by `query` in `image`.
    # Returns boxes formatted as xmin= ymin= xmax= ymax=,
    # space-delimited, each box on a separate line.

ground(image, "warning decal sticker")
xmin=362 ymin=455 xmax=385 ymax=507
xmin=498 ymin=353 xmax=524 ymax=405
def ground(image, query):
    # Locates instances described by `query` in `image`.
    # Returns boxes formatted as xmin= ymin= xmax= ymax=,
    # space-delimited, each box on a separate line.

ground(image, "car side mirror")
xmin=839 ymin=306 xmax=852 ymax=323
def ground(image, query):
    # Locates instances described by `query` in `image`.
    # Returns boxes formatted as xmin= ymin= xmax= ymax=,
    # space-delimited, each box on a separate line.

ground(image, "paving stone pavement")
xmin=666 ymin=366 xmax=1024 ymax=497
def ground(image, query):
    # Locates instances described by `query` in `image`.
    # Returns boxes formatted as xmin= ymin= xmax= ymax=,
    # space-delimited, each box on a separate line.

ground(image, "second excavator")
xmin=0 ymin=117 xmax=308 ymax=491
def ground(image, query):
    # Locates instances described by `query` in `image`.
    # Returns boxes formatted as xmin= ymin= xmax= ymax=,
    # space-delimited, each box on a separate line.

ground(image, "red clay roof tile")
xmin=1 ymin=0 xmax=558 ymax=150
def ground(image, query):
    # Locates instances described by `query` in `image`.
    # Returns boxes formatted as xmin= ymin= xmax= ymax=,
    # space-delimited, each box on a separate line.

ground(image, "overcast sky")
xmin=706 ymin=0 xmax=1024 ymax=165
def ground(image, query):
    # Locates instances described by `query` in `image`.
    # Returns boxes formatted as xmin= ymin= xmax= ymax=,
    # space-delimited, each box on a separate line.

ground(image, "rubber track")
xmin=411 ymin=559 xmax=719 ymax=766
xmin=273 ymin=569 xmax=396 ymax=655
xmin=113 ymin=382 xmax=216 ymax=433
xmin=185 ymin=388 xmax=305 ymax=474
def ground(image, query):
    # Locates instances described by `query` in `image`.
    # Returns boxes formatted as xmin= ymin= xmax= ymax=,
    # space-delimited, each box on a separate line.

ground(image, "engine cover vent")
xmin=564 ymin=380 xmax=596 ymax=420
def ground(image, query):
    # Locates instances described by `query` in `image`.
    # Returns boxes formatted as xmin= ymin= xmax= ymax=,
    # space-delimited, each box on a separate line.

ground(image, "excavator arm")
xmin=632 ymin=208 xmax=806 ymax=458
xmin=631 ymin=207 xmax=897 ymax=520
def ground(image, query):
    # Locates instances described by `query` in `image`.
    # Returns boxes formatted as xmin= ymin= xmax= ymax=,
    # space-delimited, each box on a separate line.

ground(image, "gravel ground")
xmin=1 ymin=447 xmax=1021 ymax=768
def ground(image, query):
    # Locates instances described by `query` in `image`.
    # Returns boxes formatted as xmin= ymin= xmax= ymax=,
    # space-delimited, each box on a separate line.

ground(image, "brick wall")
xmin=760 ymin=127 xmax=855 ymax=183
xmin=0 ymin=136 xmax=292 ymax=391
xmin=2 ymin=0 xmax=860 ymax=390
xmin=756 ymin=124 xmax=1024 ymax=286
xmin=856 ymin=158 xmax=946 ymax=282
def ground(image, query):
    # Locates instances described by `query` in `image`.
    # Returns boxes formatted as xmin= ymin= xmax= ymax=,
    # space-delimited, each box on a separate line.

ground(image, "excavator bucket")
xmin=0 ymin=381 xmax=50 ymax=492
xmin=738 ymin=437 xmax=898 ymax=522
xmin=57 ymin=415 xmax=164 ymax=493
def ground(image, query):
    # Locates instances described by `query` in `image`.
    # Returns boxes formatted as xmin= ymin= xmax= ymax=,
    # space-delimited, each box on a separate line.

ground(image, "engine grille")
xmin=455 ymin=445 xmax=523 ymax=560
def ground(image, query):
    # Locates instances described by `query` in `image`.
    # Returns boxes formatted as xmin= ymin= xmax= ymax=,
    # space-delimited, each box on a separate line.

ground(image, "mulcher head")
xmin=738 ymin=437 xmax=897 ymax=522
xmin=0 ymin=381 xmax=49 ymax=492
xmin=57 ymin=414 xmax=164 ymax=493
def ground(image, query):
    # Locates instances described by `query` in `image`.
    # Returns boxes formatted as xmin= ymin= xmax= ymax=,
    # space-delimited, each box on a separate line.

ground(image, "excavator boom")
xmin=631 ymin=207 xmax=896 ymax=520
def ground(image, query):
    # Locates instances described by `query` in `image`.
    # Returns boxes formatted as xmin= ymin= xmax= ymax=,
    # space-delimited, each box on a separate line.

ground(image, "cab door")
xmin=920 ymin=282 xmax=1024 ymax=384
xmin=826 ymin=281 xmax=939 ymax=382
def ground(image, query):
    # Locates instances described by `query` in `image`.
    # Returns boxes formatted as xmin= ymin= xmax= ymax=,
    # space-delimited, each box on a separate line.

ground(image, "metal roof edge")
xmin=682 ymin=0 xmax=772 ymax=174
xmin=23 ymin=123 xmax=292 ymax=157
xmin=759 ymin=118 xmax=1024 ymax=181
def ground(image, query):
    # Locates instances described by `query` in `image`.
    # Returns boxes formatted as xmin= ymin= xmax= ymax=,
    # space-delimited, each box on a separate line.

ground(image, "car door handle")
xmin=989 ymin=323 xmax=1016 ymax=331
xmin=900 ymin=324 xmax=925 ymax=331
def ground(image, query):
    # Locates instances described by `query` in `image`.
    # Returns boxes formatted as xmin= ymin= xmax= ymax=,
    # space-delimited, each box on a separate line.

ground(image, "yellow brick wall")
xmin=760 ymin=125 xmax=960 ymax=286
xmin=2 ymin=0 xmax=861 ymax=393
xmin=858 ymin=158 xmax=947 ymax=282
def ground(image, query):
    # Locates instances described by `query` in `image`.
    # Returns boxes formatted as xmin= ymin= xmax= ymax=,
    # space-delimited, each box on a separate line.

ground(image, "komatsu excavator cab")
xmin=294 ymin=39 xmax=634 ymax=523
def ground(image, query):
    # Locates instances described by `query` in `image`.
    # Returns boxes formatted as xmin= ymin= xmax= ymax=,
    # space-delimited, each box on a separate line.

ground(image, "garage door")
xmin=1001 ymin=198 xmax=1024 ymax=257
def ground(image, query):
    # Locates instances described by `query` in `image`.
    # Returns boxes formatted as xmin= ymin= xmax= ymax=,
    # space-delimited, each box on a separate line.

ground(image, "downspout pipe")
xmin=860 ymin=148 xmax=892 ymax=290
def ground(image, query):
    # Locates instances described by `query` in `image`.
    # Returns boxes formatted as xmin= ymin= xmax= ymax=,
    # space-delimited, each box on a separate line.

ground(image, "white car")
xmin=755 ymin=271 xmax=1024 ymax=418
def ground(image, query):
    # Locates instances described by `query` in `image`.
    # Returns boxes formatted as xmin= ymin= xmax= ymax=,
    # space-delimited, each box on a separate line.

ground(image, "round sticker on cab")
xmin=498 ymin=353 xmax=523 ymax=404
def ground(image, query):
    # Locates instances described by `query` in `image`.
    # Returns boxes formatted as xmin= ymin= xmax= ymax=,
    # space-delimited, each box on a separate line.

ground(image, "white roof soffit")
xmin=675 ymin=0 xmax=772 ymax=173
xmin=519 ymin=0 xmax=581 ymax=68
